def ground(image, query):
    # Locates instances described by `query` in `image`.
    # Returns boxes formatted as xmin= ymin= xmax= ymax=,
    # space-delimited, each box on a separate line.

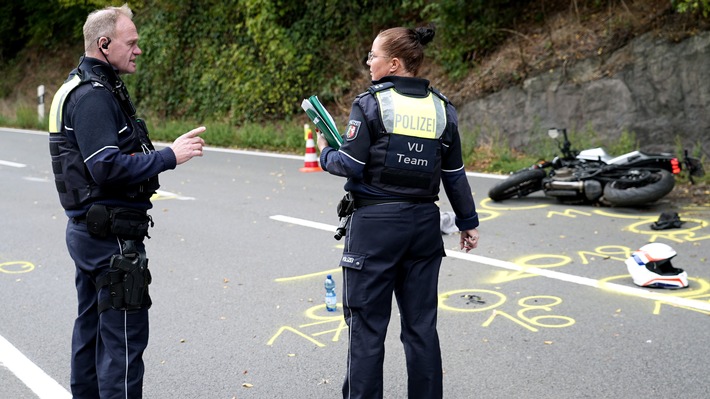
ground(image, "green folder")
xmin=301 ymin=96 xmax=343 ymax=150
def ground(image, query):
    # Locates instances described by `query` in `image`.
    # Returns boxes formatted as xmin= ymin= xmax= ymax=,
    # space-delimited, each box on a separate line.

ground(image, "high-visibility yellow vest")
xmin=48 ymin=75 xmax=82 ymax=134
xmin=375 ymin=88 xmax=446 ymax=139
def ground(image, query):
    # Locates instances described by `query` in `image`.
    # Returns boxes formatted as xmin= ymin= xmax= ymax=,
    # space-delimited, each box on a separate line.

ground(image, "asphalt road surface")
xmin=1 ymin=127 xmax=709 ymax=399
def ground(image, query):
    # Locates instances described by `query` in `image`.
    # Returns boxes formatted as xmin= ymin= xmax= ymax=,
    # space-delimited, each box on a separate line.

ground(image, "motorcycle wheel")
xmin=602 ymin=169 xmax=675 ymax=206
xmin=488 ymin=169 xmax=546 ymax=201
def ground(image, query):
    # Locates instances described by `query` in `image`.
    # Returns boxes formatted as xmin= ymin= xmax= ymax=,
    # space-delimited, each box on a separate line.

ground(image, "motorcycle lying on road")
xmin=488 ymin=128 xmax=705 ymax=207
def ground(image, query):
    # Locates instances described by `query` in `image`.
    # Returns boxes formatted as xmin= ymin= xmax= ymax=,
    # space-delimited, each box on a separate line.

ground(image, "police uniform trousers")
xmin=66 ymin=219 xmax=149 ymax=399
xmin=340 ymin=201 xmax=444 ymax=399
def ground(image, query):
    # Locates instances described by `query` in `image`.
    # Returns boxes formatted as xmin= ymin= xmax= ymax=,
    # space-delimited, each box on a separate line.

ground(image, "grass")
xmin=145 ymin=118 xmax=305 ymax=153
xmin=7 ymin=105 xmax=48 ymax=131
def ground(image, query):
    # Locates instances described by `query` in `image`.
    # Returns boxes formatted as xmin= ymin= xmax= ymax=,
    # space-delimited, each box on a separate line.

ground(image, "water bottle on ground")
xmin=325 ymin=274 xmax=337 ymax=312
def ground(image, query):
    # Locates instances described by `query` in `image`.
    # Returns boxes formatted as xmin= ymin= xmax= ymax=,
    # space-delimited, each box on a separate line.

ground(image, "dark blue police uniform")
xmin=49 ymin=56 xmax=177 ymax=398
xmin=320 ymin=75 xmax=479 ymax=399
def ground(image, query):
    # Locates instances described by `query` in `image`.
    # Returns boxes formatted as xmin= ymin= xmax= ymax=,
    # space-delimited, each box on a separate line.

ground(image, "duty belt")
xmin=74 ymin=204 xmax=152 ymax=240
xmin=353 ymin=196 xmax=437 ymax=208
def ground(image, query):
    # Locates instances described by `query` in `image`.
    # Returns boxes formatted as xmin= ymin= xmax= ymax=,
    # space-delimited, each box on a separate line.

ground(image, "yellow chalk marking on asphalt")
xmin=446 ymin=250 xmax=710 ymax=313
xmin=547 ymin=209 xmax=592 ymax=218
xmin=480 ymin=197 xmax=549 ymax=211
xmin=271 ymin=214 xmax=710 ymax=317
xmin=0 ymin=261 xmax=34 ymax=274
xmin=266 ymin=326 xmax=325 ymax=347
xmin=625 ymin=217 xmax=710 ymax=243
xmin=274 ymin=268 xmax=340 ymax=283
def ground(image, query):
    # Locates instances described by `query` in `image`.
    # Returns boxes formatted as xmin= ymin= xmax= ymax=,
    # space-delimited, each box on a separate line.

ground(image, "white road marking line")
xmin=154 ymin=189 xmax=196 ymax=200
xmin=270 ymin=215 xmax=336 ymax=232
xmin=0 ymin=335 xmax=71 ymax=399
xmin=0 ymin=160 xmax=26 ymax=168
xmin=271 ymin=214 xmax=710 ymax=313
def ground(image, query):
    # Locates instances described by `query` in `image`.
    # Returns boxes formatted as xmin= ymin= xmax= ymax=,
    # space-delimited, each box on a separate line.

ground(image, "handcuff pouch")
xmin=86 ymin=204 xmax=111 ymax=237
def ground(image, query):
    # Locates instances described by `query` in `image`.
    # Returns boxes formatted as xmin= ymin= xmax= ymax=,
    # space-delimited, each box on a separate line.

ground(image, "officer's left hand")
xmin=460 ymin=229 xmax=479 ymax=252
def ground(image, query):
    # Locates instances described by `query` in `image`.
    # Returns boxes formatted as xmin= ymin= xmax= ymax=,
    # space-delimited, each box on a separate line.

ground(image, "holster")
xmin=96 ymin=240 xmax=152 ymax=314
xmin=337 ymin=192 xmax=355 ymax=217
xmin=334 ymin=193 xmax=355 ymax=240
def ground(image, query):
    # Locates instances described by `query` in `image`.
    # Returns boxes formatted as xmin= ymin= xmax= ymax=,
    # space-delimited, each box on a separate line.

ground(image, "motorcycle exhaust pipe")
xmin=544 ymin=180 xmax=603 ymax=201
xmin=545 ymin=181 xmax=584 ymax=191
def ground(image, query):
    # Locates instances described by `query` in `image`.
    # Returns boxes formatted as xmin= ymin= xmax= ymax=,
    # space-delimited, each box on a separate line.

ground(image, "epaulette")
xmin=367 ymin=82 xmax=395 ymax=95
xmin=429 ymin=87 xmax=451 ymax=105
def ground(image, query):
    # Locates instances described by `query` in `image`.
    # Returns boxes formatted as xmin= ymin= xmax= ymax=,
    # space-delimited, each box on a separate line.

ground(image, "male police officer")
xmin=48 ymin=5 xmax=205 ymax=398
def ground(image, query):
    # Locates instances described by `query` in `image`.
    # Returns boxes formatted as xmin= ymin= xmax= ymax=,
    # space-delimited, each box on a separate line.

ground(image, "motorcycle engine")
xmin=552 ymin=167 xmax=576 ymax=181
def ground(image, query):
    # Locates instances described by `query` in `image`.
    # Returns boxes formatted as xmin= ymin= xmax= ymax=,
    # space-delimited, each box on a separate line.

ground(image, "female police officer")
xmin=317 ymin=26 xmax=480 ymax=399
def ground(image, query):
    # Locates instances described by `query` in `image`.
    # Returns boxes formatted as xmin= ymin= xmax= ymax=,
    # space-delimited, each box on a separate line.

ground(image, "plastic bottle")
xmin=324 ymin=274 xmax=337 ymax=312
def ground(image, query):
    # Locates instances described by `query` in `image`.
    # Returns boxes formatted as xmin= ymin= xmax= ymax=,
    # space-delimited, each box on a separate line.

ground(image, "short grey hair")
xmin=83 ymin=3 xmax=133 ymax=52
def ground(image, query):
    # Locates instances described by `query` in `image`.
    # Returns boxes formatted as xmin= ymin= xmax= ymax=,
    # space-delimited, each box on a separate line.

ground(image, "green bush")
xmin=674 ymin=0 xmax=710 ymax=17
xmin=423 ymin=0 xmax=525 ymax=79
xmin=127 ymin=0 xmax=519 ymax=123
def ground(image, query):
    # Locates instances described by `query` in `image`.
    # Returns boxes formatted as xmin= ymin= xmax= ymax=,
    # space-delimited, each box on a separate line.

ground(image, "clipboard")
xmin=301 ymin=96 xmax=343 ymax=150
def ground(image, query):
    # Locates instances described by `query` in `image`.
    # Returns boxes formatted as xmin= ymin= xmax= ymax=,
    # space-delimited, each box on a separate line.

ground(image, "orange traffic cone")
xmin=299 ymin=129 xmax=322 ymax=173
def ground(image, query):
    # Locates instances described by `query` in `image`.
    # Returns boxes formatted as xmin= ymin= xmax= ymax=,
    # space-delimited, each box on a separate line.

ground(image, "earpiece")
xmin=101 ymin=37 xmax=111 ymax=50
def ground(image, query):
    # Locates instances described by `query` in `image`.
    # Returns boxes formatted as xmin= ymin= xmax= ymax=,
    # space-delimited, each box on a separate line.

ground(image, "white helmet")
xmin=625 ymin=243 xmax=688 ymax=289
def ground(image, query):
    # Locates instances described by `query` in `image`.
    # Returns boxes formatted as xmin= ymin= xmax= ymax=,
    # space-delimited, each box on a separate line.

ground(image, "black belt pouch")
xmin=86 ymin=204 xmax=111 ymax=238
xmin=110 ymin=208 xmax=150 ymax=240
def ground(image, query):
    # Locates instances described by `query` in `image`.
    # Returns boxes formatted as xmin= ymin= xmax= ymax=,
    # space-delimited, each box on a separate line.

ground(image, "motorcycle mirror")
xmin=548 ymin=128 xmax=560 ymax=139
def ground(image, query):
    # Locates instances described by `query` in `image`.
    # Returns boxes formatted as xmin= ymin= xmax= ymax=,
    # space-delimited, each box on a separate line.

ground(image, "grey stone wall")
xmin=458 ymin=31 xmax=710 ymax=157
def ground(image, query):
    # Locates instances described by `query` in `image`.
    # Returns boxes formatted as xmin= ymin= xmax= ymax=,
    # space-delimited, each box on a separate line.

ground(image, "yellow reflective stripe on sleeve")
xmin=48 ymin=75 xmax=82 ymax=133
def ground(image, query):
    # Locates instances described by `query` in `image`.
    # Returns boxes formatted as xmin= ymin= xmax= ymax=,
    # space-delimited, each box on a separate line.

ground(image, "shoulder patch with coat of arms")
xmin=346 ymin=120 xmax=361 ymax=141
